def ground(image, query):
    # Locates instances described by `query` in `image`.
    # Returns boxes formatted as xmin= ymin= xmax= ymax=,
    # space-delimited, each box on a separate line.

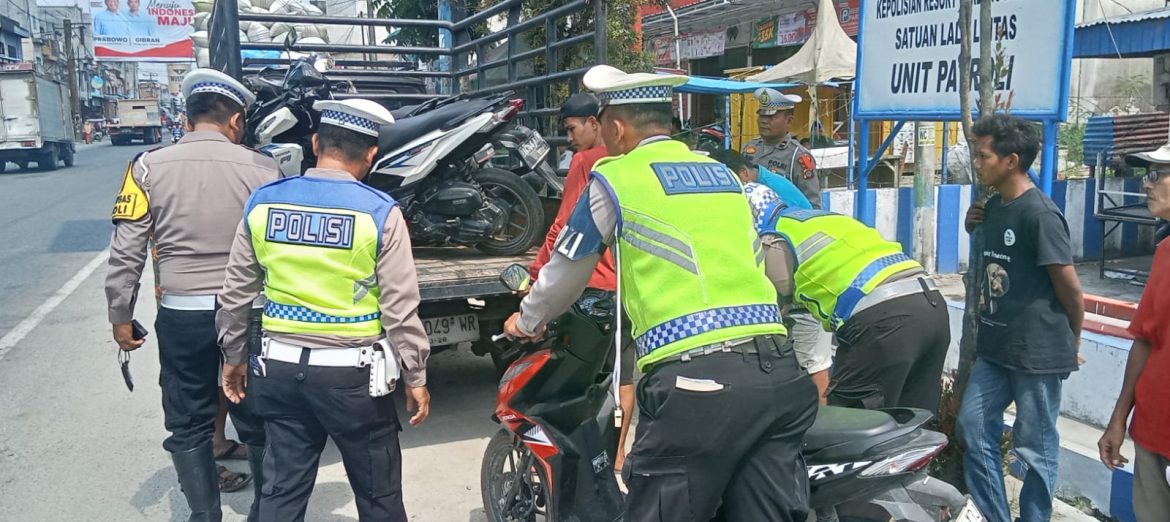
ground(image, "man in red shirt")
xmin=529 ymin=93 xmax=635 ymax=471
xmin=1099 ymin=145 xmax=1170 ymax=522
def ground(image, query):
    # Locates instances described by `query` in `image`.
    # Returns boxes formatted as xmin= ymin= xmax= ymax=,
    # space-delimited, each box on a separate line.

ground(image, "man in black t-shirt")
xmin=958 ymin=114 xmax=1085 ymax=522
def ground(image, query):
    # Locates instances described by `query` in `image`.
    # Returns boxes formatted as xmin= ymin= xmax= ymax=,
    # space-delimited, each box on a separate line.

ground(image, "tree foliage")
xmin=372 ymin=0 xmax=653 ymax=74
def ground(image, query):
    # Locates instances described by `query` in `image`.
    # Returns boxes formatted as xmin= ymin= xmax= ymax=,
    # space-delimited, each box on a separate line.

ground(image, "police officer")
xmin=105 ymin=68 xmax=275 ymax=521
xmin=741 ymin=90 xmax=832 ymax=400
xmin=757 ymin=199 xmax=950 ymax=413
xmin=742 ymin=87 xmax=820 ymax=209
xmin=504 ymin=65 xmax=818 ymax=522
xmin=216 ymin=98 xmax=430 ymax=522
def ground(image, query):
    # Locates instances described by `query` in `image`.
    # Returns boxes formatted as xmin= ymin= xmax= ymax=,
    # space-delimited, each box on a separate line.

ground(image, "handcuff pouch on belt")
xmin=363 ymin=338 xmax=400 ymax=397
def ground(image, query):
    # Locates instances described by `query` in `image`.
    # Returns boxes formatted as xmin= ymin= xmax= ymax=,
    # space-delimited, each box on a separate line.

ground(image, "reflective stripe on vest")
xmin=592 ymin=138 xmax=786 ymax=370
xmin=635 ymin=304 xmax=782 ymax=358
xmin=264 ymin=301 xmax=382 ymax=324
xmin=833 ymin=252 xmax=916 ymax=321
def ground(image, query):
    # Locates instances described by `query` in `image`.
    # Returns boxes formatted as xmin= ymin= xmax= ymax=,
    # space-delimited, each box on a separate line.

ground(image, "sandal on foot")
xmin=217 ymin=465 xmax=252 ymax=493
xmin=214 ymin=440 xmax=248 ymax=461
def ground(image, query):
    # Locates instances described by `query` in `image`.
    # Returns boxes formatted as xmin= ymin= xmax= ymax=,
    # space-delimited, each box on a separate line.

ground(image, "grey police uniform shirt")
xmin=742 ymin=135 xmax=821 ymax=209
xmin=518 ymin=136 xmax=794 ymax=337
xmin=215 ymin=168 xmax=431 ymax=388
xmin=105 ymin=131 xmax=280 ymax=324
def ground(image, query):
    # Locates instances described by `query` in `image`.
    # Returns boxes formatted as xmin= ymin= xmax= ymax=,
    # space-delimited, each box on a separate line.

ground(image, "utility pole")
xmin=64 ymin=19 xmax=81 ymax=138
xmin=912 ymin=122 xmax=937 ymax=273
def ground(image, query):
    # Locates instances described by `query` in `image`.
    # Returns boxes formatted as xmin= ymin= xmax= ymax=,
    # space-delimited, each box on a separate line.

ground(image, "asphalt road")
xmin=0 ymin=141 xmax=1098 ymax=522
xmin=0 ymin=141 xmax=503 ymax=521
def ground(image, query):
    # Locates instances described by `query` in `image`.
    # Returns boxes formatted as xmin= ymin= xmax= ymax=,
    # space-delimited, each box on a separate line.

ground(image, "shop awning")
xmin=674 ymin=75 xmax=798 ymax=95
xmin=1074 ymin=7 xmax=1170 ymax=59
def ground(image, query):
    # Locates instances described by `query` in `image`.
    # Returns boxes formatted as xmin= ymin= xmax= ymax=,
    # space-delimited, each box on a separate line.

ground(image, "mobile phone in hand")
xmin=131 ymin=320 xmax=148 ymax=341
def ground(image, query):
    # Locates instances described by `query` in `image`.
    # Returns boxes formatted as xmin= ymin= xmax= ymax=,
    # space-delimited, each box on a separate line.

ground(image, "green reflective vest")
xmin=761 ymin=208 xmax=922 ymax=331
xmin=593 ymin=138 xmax=786 ymax=371
xmin=244 ymin=175 xmax=397 ymax=337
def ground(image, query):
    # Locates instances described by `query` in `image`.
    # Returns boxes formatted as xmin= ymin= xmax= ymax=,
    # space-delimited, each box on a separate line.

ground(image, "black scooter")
xmin=482 ymin=264 xmax=983 ymax=522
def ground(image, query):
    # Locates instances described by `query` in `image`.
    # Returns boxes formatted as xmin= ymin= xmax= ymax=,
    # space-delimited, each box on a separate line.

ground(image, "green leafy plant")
xmin=1059 ymin=121 xmax=1085 ymax=167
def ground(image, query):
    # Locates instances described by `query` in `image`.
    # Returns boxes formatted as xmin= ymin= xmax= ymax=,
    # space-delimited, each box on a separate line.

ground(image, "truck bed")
xmin=415 ymin=247 xmax=535 ymax=302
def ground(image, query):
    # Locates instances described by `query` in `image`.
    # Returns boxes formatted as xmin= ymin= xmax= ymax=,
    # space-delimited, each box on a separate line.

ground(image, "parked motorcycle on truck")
xmin=482 ymin=264 xmax=984 ymax=522
xmin=242 ymin=57 xmax=551 ymax=256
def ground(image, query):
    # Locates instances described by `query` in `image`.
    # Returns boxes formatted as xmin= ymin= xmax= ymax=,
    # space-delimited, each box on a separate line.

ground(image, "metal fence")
xmin=208 ymin=0 xmax=606 ymax=143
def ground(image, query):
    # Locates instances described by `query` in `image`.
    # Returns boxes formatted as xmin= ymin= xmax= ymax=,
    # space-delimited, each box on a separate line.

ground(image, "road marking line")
xmin=0 ymin=249 xmax=110 ymax=362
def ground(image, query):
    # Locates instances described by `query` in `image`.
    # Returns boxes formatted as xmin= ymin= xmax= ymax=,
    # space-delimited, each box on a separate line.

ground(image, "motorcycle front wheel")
xmin=473 ymin=168 xmax=545 ymax=256
xmin=481 ymin=429 xmax=549 ymax=522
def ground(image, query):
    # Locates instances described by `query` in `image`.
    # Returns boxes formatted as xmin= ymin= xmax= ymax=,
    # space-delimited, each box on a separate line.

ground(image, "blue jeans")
xmin=958 ymin=359 xmax=1065 ymax=522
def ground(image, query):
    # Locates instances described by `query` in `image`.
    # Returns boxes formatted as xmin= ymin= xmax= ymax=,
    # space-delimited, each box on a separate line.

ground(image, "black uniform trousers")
xmin=622 ymin=335 xmax=819 ymax=522
xmin=155 ymin=307 xmax=265 ymax=453
xmin=251 ymin=352 xmax=406 ymax=522
xmin=827 ymin=288 xmax=951 ymax=414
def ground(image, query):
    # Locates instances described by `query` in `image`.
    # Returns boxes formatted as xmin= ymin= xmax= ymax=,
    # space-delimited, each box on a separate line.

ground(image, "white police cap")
xmin=1127 ymin=144 xmax=1170 ymax=167
xmin=583 ymin=65 xmax=688 ymax=106
xmin=754 ymin=87 xmax=802 ymax=115
xmin=313 ymin=99 xmax=395 ymax=137
xmin=181 ymin=68 xmax=256 ymax=109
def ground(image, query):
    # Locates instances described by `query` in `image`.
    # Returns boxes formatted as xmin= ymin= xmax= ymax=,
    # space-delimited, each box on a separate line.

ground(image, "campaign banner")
xmin=91 ymin=0 xmax=195 ymax=62
xmin=855 ymin=0 xmax=1074 ymax=119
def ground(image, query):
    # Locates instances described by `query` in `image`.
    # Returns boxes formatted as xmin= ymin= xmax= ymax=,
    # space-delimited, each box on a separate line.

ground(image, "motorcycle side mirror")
xmin=283 ymin=28 xmax=299 ymax=50
xmin=499 ymin=263 xmax=531 ymax=294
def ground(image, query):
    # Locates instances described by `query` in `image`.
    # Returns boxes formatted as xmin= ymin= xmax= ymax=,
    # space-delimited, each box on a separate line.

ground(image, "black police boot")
xmin=171 ymin=442 xmax=223 ymax=522
xmin=245 ymin=444 xmax=265 ymax=522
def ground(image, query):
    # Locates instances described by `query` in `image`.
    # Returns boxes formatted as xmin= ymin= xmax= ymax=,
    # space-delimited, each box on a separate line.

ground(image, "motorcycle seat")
xmin=803 ymin=406 xmax=900 ymax=452
xmin=378 ymin=98 xmax=499 ymax=155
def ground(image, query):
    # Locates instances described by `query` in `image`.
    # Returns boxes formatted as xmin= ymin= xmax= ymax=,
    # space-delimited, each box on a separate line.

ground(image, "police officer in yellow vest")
xmin=504 ymin=65 xmax=818 ymax=522
xmin=757 ymin=199 xmax=950 ymax=413
xmin=216 ymin=99 xmax=431 ymax=522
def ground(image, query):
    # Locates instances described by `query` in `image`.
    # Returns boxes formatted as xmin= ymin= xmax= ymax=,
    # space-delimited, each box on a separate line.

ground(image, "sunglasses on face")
xmin=1147 ymin=168 xmax=1170 ymax=184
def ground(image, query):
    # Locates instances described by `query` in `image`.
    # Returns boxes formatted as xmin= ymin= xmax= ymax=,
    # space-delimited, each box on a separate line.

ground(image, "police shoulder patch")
xmin=112 ymin=156 xmax=149 ymax=222
xmin=651 ymin=162 xmax=742 ymax=195
xmin=798 ymin=151 xmax=816 ymax=180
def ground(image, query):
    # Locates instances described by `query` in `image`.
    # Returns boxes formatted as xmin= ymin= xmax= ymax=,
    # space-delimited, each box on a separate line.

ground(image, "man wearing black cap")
xmin=529 ymin=93 xmax=636 ymax=471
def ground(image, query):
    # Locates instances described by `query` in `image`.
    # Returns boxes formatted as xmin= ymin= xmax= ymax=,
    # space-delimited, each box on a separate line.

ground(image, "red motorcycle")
xmin=480 ymin=264 xmax=623 ymax=522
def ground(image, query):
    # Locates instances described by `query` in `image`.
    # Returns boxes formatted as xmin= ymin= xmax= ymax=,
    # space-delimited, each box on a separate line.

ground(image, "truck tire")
xmin=473 ymin=168 xmax=545 ymax=256
xmin=38 ymin=146 xmax=58 ymax=171
xmin=61 ymin=146 xmax=75 ymax=167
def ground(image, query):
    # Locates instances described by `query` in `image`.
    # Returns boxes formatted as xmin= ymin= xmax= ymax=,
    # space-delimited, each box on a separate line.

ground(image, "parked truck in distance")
xmin=0 ymin=64 xmax=75 ymax=171
xmin=109 ymin=98 xmax=164 ymax=145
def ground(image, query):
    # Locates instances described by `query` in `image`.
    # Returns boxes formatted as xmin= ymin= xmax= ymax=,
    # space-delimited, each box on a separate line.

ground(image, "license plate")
xmin=519 ymin=134 xmax=549 ymax=166
xmin=423 ymin=313 xmax=480 ymax=346
xmin=953 ymin=499 xmax=984 ymax=522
